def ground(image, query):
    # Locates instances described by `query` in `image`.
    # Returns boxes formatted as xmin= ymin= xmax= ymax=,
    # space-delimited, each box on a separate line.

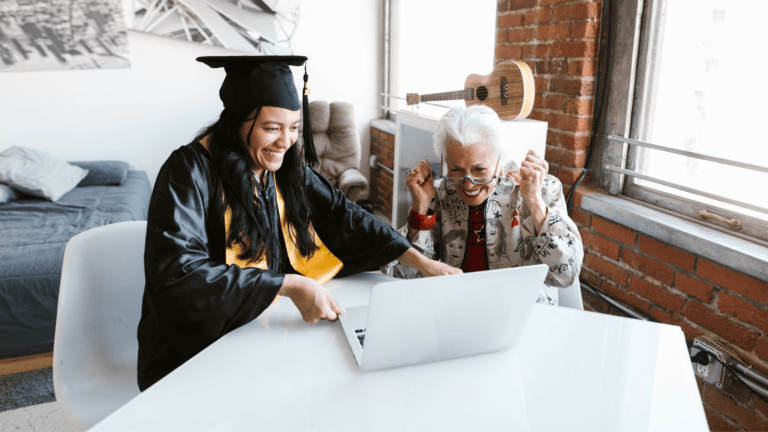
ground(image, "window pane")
xmin=392 ymin=0 xmax=496 ymax=118
xmin=636 ymin=0 xmax=768 ymax=220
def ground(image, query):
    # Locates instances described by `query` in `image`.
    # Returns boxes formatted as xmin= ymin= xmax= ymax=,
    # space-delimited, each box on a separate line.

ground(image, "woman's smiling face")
xmin=242 ymin=106 xmax=301 ymax=177
xmin=444 ymin=138 xmax=499 ymax=207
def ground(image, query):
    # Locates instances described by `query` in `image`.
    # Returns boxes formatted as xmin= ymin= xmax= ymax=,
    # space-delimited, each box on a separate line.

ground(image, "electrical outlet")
xmin=696 ymin=360 xmax=709 ymax=378
xmin=690 ymin=337 xmax=726 ymax=387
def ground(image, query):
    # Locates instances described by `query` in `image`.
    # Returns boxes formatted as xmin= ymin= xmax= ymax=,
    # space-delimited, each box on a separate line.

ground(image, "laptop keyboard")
xmin=355 ymin=328 xmax=366 ymax=347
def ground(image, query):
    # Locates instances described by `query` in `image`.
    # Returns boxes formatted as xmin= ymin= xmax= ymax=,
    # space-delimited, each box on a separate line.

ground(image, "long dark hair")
xmin=195 ymin=105 xmax=318 ymax=264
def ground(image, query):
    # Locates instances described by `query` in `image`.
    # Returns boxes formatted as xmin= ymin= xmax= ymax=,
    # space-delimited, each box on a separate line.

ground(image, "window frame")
xmin=597 ymin=0 xmax=768 ymax=246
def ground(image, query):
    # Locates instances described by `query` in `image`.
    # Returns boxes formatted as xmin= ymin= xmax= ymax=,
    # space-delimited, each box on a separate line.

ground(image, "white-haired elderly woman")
xmin=383 ymin=105 xmax=583 ymax=306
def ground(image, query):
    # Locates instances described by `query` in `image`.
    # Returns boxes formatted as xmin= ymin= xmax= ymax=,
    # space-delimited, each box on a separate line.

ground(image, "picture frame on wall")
xmin=0 ymin=0 xmax=131 ymax=72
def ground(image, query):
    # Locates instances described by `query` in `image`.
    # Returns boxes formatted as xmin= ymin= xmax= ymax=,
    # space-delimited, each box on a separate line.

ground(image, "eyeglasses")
xmin=442 ymin=154 xmax=502 ymax=185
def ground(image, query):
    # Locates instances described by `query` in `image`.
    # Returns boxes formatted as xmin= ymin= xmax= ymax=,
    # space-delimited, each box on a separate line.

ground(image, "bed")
xmin=0 ymin=169 xmax=152 ymax=358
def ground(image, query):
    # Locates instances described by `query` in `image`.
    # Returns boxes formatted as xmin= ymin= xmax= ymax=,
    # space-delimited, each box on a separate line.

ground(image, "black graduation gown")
xmin=137 ymin=142 xmax=411 ymax=391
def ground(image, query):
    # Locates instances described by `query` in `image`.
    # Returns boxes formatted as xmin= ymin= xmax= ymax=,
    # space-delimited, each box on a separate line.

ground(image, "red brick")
xmin=579 ymin=228 xmax=620 ymax=261
xmin=549 ymin=59 xmax=567 ymax=74
xmin=703 ymin=385 xmax=768 ymax=432
xmin=591 ymin=216 xmax=635 ymax=246
xmin=496 ymin=29 xmax=509 ymax=43
xmin=563 ymin=97 xmax=593 ymax=116
xmin=550 ymin=77 xmax=589 ymax=95
xmin=540 ymin=0 xmax=570 ymax=5
xmin=703 ymin=406 xmax=740 ymax=432
xmin=568 ymin=59 xmax=596 ymax=77
xmin=755 ymin=388 xmax=768 ymax=419
xmin=637 ymin=235 xmax=696 ymax=273
xmin=571 ymin=21 xmax=600 ymax=39
xmin=537 ymin=24 xmax=570 ymax=41
xmin=580 ymin=266 xmax=603 ymax=290
xmin=550 ymin=40 xmax=597 ymax=58
xmin=697 ymin=260 xmax=768 ymax=303
xmin=718 ymin=292 xmax=768 ymax=333
xmin=674 ymin=273 xmax=714 ymax=304
xmin=569 ymin=207 xmax=590 ymax=227
xmin=649 ymin=307 xmax=703 ymax=341
xmin=537 ymin=7 xmax=552 ymax=23
xmin=621 ymin=249 xmax=675 ymax=285
xmin=683 ymin=302 xmax=759 ymax=351
xmin=627 ymin=274 xmax=686 ymax=313
xmin=509 ymin=0 xmax=536 ymax=9
xmin=571 ymin=184 xmax=601 ymax=208
xmin=553 ymin=2 xmax=601 ymax=21
xmin=507 ymin=28 xmax=535 ymax=43
xmin=495 ymin=45 xmax=522 ymax=59
xmin=548 ymin=147 xmax=586 ymax=167
xmin=584 ymin=252 xmax=627 ymax=286
xmin=552 ymin=166 xmax=583 ymax=186
xmin=757 ymin=337 xmax=768 ymax=364
xmin=498 ymin=0 xmax=508 ymax=13
xmin=497 ymin=12 xmax=525 ymax=28
xmin=559 ymin=132 xmax=591 ymax=152
xmin=541 ymin=94 xmax=565 ymax=111
xmin=602 ymin=281 xmax=652 ymax=314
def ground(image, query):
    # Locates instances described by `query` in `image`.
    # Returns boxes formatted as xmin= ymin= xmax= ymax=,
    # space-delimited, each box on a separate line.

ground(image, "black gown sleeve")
xmin=137 ymin=144 xmax=284 ymax=390
xmin=303 ymin=167 xmax=412 ymax=276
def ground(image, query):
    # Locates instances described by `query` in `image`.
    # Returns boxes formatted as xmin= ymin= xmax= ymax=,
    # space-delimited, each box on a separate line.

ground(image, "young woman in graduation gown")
xmin=136 ymin=56 xmax=458 ymax=391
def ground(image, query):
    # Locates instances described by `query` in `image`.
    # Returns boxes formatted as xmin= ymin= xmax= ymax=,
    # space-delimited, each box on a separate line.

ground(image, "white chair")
xmin=53 ymin=221 xmax=146 ymax=431
xmin=558 ymin=278 xmax=584 ymax=311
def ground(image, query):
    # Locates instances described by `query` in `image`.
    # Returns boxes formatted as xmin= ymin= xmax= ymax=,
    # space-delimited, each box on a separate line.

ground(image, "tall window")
xmin=615 ymin=0 xmax=768 ymax=243
xmin=387 ymin=0 xmax=497 ymax=119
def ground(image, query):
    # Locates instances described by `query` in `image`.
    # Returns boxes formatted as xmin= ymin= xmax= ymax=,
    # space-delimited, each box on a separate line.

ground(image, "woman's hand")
xmin=396 ymin=248 xmax=463 ymax=277
xmin=279 ymin=275 xmax=345 ymax=323
xmin=406 ymin=160 xmax=435 ymax=215
xmin=519 ymin=150 xmax=549 ymax=232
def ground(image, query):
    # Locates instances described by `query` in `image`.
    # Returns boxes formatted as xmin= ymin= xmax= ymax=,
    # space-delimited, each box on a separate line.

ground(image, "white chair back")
xmin=558 ymin=278 xmax=584 ymax=310
xmin=53 ymin=221 xmax=146 ymax=432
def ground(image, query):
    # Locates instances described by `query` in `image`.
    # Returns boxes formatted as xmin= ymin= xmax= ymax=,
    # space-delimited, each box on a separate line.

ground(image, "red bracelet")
xmin=408 ymin=208 xmax=436 ymax=231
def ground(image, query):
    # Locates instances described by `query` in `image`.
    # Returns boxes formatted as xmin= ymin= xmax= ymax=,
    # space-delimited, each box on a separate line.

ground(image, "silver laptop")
xmin=338 ymin=264 xmax=548 ymax=371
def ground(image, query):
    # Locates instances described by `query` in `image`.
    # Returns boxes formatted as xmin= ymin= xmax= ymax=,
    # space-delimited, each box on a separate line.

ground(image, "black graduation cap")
xmin=196 ymin=55 xmax=319 ymax=167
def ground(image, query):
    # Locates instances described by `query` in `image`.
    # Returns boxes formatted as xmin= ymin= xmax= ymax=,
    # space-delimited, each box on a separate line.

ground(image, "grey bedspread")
xmin=0 ymin=170 xmax=151 ymax=358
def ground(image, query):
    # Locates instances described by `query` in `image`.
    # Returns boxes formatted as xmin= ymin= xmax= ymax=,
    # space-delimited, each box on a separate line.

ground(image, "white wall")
xmin=0 ymin=1 xmax=383 ymax=188
xmin=290 ymin=0 xmax=383 ymax=188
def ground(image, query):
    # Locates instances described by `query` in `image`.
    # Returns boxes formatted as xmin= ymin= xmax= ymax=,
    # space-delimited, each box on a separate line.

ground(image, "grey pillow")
xmin=0 ymin=183 xmax=20 ymax=203
xmin=0 ymin=146 xmax=88 ymax=201
xmin=70 ymin=161 xmax=130 ymax=186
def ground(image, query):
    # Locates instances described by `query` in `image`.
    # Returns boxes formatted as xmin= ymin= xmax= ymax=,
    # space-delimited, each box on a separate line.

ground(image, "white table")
xmin=92 ymin=272 xmax=708 ymax=431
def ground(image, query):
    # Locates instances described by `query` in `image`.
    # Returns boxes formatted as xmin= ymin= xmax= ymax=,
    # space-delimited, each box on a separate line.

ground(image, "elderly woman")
xmin=384 ymin=105 xmax=583 ymax=305
xmin=137 ymin=56 xmax=455 ymax=391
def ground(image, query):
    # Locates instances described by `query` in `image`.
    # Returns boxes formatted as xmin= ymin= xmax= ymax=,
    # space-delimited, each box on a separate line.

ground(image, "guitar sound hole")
xmin=476 ymin=86 xmax=488 ymax=101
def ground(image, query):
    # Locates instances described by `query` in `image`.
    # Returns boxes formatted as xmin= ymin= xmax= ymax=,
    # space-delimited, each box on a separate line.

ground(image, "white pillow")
xmin=0 ymin=183 xmax=20 ymax=203
xmin=0 ymin=146 xmax=89 ymax=201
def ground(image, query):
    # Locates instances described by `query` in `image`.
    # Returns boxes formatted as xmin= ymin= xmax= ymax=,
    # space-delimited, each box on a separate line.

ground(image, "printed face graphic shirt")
xmin=383 ymin=173 xmax=584 ymax=306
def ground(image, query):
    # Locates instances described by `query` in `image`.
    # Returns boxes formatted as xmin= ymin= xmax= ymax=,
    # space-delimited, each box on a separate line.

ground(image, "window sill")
xmin=371 ymin=119 xmax=396 ymax=136
xmin=581 ymin=192 xmax=768 ymax=282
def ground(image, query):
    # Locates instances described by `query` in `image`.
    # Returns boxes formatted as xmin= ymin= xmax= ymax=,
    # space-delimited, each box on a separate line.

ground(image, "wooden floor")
xmin=0 ymin=352 xmax=53 ymax=376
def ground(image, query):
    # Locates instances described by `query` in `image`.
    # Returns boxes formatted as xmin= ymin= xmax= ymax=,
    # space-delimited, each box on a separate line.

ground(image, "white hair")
xmin=432 ymin=105 xmax=508 ymax=161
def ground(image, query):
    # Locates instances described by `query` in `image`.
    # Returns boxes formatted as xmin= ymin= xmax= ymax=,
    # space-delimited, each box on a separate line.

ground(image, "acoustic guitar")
xmin=406 ymin=60 xmax=535 ymax=120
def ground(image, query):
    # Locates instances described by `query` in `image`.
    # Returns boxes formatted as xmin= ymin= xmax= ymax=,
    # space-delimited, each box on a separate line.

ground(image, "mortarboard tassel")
xmin=302 ymin=66 xmax=319 ymax=167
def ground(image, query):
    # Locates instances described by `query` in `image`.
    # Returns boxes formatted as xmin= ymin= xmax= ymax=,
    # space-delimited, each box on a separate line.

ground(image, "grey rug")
xmin=0 ymin=368 xmax=56 ymax=412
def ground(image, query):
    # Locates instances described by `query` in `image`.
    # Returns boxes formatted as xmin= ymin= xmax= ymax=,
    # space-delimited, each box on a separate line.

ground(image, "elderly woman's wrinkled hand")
xmin=519 ymin=150 xmax=549 ymax=229
xmin=406 ymin=160 xmax=435 ymax=215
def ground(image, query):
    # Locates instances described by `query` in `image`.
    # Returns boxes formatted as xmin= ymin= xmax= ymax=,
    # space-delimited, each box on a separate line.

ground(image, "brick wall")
xmin=368 ymin=3 xmax=768 ymax=428
xmin=370 ymin=128 xmax=394 ymax=218
xmin=496 ymin=1 xmax=768 ymax=430
xmin=497 ymin=0 xmax=598 ymax=190
xmin=571 ymin=187 xmax=768 ymax=431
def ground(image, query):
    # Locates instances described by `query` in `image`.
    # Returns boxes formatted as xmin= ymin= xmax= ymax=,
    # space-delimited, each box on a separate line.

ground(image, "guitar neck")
xmin=419 ymin=88 xmax=475 ymax=103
